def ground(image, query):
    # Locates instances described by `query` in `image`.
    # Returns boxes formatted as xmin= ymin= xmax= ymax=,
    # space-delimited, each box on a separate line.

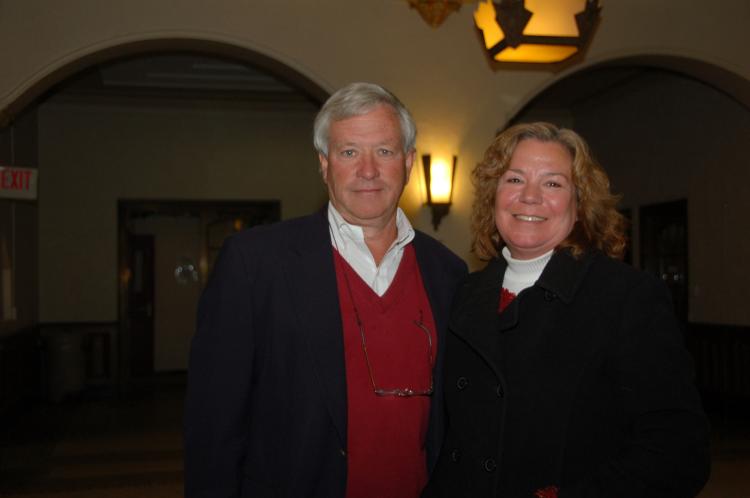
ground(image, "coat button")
xmin=544 ymin=290 xmax=556 ymax=301
xmin=450 ymin=449 xmax=461 ymax=462
xmin=339 ymin=448 xmax=346 ymax=457
xmin=456 ymin=377 xmax=469 ymax=390
xmin=496 ymin=384 xmax=504 ymax=398
xmin=482 ymin=458 xmax=497 ymax=472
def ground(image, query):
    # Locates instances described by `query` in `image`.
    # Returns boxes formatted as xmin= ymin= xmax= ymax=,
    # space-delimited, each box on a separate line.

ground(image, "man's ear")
xmin=404 ymin=149 xmax=415 ymax=183
xmin=318 ymin=153 xmax=329 ymax=184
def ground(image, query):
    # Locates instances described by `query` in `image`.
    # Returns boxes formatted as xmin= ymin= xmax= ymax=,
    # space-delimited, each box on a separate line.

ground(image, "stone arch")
xmin=0 ymin=36 xmax=330 ymax=125
xmin=507 ymin=53 xmax=750 ymax=126
xmin=502 ymin=52 xmax=750 ymax=328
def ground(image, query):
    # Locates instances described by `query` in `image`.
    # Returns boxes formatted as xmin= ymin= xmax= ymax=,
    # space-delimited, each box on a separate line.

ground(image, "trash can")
xmin=45 ymin=330 xmax=85 ymax=402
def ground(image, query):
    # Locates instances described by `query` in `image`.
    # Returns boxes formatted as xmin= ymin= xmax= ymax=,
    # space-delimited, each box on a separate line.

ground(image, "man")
xmin=184 ymin=82 xmax=467 ymax=498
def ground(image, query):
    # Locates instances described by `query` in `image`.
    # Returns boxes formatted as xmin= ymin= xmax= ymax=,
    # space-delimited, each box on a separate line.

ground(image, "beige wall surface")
xmin=3 ymin=0 xmax=750 ymax=324
xmin=38 ymin=101 xmax=323 ymax=322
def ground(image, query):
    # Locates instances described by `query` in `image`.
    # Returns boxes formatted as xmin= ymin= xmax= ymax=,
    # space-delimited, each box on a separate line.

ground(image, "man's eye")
xmin=341 ymin=150 xmax=356 ymax=157
xmin=378 ymin=149 xmax=394 ymax=156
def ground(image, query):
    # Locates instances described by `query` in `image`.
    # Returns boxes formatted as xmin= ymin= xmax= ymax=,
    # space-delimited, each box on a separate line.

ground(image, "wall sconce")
xmin=422 ymin=154 xmax=457 ymax=230
xmin=473 ymin=0 xmax=601 ymax=63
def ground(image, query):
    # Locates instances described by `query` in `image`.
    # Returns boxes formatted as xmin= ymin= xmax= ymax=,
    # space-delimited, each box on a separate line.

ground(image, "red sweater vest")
xmin=333 ymin=245 xmax=437 ymax=498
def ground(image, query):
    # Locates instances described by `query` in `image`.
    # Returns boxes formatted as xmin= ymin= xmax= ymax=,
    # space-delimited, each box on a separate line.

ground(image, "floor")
xmin=0 ymin=377 xmax=748 ymax=497
xmin=704 ymin=412 xmax=750 ymax=498
xmin=0 ymin=377 xmax=184 ymax=497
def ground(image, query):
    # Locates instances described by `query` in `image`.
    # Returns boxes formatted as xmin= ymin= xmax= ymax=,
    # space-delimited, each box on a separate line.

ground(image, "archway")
xmin=2 ymin=39 xmax=332 ymax=398
xmin=508 ymin=54 xmax=750 ymax=418
xmin=0 ymin=37 xmax=329 ymax=125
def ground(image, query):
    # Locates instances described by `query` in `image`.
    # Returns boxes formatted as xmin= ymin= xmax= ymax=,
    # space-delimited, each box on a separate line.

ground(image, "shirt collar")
xmin=326 ymin=202 xmax=415 ymax=253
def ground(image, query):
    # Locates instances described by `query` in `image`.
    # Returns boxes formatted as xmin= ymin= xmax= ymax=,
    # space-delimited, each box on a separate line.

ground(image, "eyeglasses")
xmin=356 ymin=310 xmax=434 ymax=397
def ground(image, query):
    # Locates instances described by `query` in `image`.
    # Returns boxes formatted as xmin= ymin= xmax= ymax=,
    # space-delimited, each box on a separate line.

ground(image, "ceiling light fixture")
xmin=473 ymin=0 xmax=601 ymax=63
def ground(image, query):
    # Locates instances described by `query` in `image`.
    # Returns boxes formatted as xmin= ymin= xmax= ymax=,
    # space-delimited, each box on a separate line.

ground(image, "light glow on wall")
xmin=429 ymin=158 xmax=454 ymax=204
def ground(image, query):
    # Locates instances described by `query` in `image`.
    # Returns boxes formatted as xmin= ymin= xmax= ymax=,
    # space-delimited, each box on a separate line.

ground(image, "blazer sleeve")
xmin=184 ymin=235 xmax=257 ymax=498
xmin=563 ymin=276 xmax=711 ymax=498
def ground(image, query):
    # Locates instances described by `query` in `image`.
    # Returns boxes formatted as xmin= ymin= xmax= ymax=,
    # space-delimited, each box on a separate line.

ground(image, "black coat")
xmin=424 ymin=249 xmax=710 ymax=498
xmin=184 ymin=211 xmax=467 ymax=498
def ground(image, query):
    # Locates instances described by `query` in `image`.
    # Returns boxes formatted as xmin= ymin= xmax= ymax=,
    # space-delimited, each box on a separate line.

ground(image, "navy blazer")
xmin=185 ymin=211 xmax=467 ymax=498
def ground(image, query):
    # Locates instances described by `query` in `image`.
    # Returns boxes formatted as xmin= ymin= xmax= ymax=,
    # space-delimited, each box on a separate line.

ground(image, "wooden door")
xmin=639 ymin=199 xmax=688 ymax=324
xmin=128 ymin=234 xmax=155 ymax=376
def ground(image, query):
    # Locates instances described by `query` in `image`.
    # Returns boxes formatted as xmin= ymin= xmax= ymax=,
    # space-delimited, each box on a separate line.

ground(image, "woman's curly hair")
xmin=471 ymin=122 xmax=627 ymax=261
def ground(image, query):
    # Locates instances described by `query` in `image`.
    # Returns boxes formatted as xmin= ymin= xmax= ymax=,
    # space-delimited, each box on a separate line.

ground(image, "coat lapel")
xmin=535 ymin=248 xmax=597 ymax=304
xmin=450 ymin=257 xmax=507 ymax=380
xmin=283 ymin=212 xmax=347 ymax=447
xmin=412 ymin=234 xmax=448 ymax=345
xmin=450 ymin=250 xmax=598 ymax=381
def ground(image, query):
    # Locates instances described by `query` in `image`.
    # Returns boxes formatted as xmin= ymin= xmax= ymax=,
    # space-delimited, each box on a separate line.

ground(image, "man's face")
xmin=319 ymin=104 xmax=414 ymax=230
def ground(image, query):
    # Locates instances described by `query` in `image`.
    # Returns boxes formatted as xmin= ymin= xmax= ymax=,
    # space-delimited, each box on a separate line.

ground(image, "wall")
xmin=2 ymin=0 xmax=750 ymax=325
xmin=0 ymin=108 xmax=38 ymax=334
xmin=38 ymin=99 xmax=323 ymax=322
xmin=3 ymin=0 xmax=748 ymax=257
xmin=574 ymin=73 xmax=750 ymax=326
xmin=517 ymin=69 xmax=750 ymax=326
xmin=0 ymin=107 xmax=39 ymax=409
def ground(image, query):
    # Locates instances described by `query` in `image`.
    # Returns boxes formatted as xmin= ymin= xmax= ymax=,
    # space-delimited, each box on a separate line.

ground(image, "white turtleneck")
xmin=500 ymin=246 xmax=553 ymax=296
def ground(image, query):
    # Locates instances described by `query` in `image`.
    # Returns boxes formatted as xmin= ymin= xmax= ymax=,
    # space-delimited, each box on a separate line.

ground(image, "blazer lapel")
xmin=412 ymin=234 xmax=449 ymax=345
xmin=283 ymin=213 xmax=347 ymax=447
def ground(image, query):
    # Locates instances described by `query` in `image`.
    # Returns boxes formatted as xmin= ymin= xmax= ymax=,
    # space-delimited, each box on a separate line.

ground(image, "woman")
xmin=423 ymin=123 xmax=710 ymax=498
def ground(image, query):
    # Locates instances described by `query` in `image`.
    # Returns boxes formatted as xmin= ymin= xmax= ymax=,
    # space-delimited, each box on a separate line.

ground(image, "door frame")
xmin=639 ymin=199 xmax=688 ymax=324
xmin=117 ymin=199 xmax=280 ymax=392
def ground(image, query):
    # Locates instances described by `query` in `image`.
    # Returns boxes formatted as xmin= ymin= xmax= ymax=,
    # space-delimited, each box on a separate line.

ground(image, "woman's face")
xmin=494 ymin=139 xmax=578 ymax=260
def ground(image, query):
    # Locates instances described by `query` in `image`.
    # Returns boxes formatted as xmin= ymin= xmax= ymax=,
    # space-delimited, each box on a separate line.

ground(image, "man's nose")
xmin=356 ymin=153 xmax=379 ymax=179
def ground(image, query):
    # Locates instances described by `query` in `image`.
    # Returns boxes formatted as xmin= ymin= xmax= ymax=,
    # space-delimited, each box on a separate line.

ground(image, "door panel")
xmin=640 ymin=199 xmax=688 ymax=324
xmin=129 ymin=234 xmax=155 ymax=376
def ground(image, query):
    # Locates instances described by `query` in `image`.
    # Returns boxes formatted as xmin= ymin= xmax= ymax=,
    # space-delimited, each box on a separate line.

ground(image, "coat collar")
xmin=457 ymin=247 xmax=598 ymax=312
xmin=534 ymin=248 xmax=598 ymax=304
xmin=450 ymin=248 xmax=599 ymax=377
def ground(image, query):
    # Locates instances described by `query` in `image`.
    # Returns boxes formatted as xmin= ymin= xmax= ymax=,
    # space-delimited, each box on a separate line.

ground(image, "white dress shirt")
xmin=327 ymin=203 xmax=415 ymax=297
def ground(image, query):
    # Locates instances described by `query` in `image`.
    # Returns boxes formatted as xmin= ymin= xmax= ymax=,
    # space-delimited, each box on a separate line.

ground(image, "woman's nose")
xmin=520 ymin=182 xmax=542 ymax=203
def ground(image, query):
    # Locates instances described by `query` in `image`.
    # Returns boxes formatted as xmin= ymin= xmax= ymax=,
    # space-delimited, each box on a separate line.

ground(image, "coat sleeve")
xmin=563 ymin=276 xmax=711 ymax=498
xmin=184 ymin=235 xmax=258 ymax=498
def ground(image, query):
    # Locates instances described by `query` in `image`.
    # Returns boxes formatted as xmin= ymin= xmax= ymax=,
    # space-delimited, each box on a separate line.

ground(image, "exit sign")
xmin=0 ymin=165 xmax=37 ymax=200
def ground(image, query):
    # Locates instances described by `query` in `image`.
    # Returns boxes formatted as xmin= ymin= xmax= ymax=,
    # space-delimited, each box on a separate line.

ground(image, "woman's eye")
xmin=506 ymin=177 xmax=522 ymax=184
